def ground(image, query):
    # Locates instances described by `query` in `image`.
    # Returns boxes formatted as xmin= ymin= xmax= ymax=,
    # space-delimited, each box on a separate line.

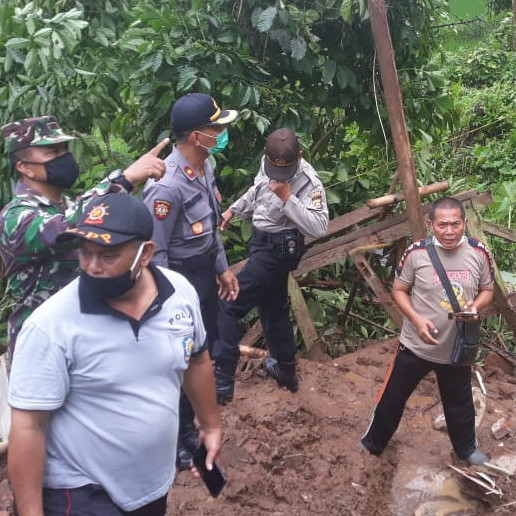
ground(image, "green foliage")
xmin=487 ymin=0 xmax=512 ymax=14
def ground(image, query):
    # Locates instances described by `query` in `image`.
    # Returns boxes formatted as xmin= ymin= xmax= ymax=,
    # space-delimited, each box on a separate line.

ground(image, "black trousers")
xmin=213 ymin=238 xmax=299 ymax=365
xmin=169 ymin=253 xmax=218 ymax=453
xmin=361 ymin=344 xmax=476 ymax=459
xmin=168 ymin=255 xmax=218 ymax=353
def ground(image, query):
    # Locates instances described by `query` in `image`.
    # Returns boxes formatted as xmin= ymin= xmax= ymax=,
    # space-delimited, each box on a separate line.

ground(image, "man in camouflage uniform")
xmin=0 ymin=116 xmax=168 ymax=365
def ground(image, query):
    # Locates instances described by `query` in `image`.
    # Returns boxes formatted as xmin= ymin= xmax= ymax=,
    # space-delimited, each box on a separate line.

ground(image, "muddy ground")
xmin=1 ymin=338 xmax=515 ymax=515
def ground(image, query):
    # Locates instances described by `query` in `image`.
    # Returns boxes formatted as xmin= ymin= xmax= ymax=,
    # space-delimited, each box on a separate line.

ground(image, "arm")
xmin=230 ymin=184 xmax=259 ymax=220
xmin=392 ymin=279 xmax=439 ymax=345
xmin=464 ymin=286 xmax=494 ymax=313
xmin=182 ymin=350 xmax=222 ymax=471
xmin=8 ymin=409 xmax=50 ymax=516
xmin=142 ymin=182 xmax=180 ymax=268
xmin=217 ymin=269 xmax=239 ymax=302
xmin=121 ymin=138 xmax=169 ymax=187
xmin=269 ymin=170 xmax=329 ymax=238
xmin=219 ymin=208 xmax=234 ymax=231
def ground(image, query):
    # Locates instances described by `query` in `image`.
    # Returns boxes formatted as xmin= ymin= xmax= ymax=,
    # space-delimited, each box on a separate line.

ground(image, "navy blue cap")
xmin=57 ymin=194 xmax=153 ymax=246
xmin=170 ymin=93 xmax=238 ymax=134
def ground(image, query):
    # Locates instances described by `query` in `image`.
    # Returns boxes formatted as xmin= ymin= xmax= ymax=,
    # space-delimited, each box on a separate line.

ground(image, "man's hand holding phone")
xmin=192 ymin=443 xmax=227 ymax=497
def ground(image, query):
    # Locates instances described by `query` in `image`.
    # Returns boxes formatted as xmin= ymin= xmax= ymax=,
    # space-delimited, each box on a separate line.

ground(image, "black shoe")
xmin=263 ymin=358 xmax=298 ymax=393
xmin=214 ymin=360 xmax=237 ymax=405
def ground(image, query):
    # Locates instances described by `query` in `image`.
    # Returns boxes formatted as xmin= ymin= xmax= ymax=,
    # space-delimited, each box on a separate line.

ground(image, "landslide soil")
xmin=1 ymin=339 xmax=516 ymax=515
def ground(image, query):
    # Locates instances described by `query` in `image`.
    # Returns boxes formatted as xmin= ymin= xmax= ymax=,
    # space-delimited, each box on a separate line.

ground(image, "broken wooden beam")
xmin=366 ymin=181 xmax=449 ymax=208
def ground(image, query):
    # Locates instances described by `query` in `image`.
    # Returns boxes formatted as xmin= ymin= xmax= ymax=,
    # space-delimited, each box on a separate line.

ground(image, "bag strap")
xmin=425 ymin=237 xmax=462 ymax=313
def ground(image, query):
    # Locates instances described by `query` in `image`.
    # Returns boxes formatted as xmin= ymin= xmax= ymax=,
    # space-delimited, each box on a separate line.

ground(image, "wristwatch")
xmin=108 ymin=169 xmax=134 ymax=192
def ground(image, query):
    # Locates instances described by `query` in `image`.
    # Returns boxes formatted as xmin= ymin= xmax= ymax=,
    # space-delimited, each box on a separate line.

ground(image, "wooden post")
xmin=464 ymin=202 xmax=516 ymax=336
xmin=368 ymin=0 xmax=426 ymax=240
xmin=288 ymin=274 xmax=327 ymax=359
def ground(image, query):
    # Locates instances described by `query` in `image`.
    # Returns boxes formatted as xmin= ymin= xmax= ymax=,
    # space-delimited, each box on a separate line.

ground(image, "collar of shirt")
xmin=432 ymin=235 xmax=466 ymax=249
xmin=79 ymin=262 xmax=175 ymax=319
xmin=169 ymin=145 xmax=215 ymax=184
xmin=14 ymin=180 xmax=71 ymax=210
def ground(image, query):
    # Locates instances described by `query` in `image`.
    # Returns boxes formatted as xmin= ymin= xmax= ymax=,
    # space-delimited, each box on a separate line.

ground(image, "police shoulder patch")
xmin=308 ymin=189 xmax=323 ymax=210
xmin=154 ymin=199 xmax=171 ymax=220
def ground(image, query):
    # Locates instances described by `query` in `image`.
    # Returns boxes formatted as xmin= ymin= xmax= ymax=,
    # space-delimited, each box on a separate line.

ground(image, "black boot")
xmin=214 ymin=359 xmax=238 ymax=405
xmin=176 ymin=392 xmax=199 ymax=470
xmin=263 ymin=358 xmax=298 ymax=393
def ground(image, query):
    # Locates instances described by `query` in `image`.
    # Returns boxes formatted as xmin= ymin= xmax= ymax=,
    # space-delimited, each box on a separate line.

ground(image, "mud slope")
xmin=170 ymin=340 xmax=516 ymax=516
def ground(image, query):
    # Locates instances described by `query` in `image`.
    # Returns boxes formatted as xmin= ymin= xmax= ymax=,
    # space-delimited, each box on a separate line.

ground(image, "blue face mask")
xmin=197 ymin=129 xmax=229 ymax=155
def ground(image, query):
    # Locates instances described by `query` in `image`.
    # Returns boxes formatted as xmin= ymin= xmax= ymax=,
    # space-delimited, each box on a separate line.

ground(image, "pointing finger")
xmin=148 ymin=137 xmax=170 ymax=157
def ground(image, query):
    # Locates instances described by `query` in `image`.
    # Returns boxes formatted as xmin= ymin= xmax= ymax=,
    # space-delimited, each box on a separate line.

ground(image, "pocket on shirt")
xmin=182 ymin=195 xmax=213 ymax=240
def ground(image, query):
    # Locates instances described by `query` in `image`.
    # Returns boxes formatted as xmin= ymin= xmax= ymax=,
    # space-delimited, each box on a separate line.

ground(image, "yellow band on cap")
xmin=265 ymin=155 xmax=297 ymax=167
xmin=210 ymin=99 xmax=221 ymax=121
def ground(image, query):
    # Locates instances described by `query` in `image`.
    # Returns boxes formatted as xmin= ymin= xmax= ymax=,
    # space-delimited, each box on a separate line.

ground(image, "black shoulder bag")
xmin=426 ymin=239 xmax=481 ymax=367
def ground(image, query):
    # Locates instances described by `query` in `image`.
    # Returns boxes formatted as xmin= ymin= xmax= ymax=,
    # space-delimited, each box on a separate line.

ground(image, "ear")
xmin=16 ymin=161 xmax=35 ymax=179
xmin=140 ymin=241 xmax=156 ymax=266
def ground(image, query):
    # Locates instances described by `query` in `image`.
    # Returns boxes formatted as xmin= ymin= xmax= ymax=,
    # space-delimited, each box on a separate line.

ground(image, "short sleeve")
xmin=8 ymin=322 xmax=70 ymax=410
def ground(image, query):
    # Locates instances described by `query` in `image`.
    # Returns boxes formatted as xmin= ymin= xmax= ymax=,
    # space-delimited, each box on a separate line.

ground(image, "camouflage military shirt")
xmin=0 ymin=180 xmax=113 ymax=363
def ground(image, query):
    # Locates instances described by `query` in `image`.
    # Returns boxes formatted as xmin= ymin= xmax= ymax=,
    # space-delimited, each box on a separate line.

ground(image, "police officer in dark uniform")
xmin=213 ymin=128 xmax=329 ymax=404
xmin=143 ymin=93 xmax=239 ymax=469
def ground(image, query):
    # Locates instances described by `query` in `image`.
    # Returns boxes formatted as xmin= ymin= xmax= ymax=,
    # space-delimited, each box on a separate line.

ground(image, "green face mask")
xmin=197 ymin=128 xmax=229 ymax=155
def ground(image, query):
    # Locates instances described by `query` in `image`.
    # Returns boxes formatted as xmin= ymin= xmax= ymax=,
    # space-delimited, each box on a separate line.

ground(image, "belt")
xmin=168 ymin=244 xmax=217 ymax=269
xmin=252 ymin=227 xmax=303 ymax=245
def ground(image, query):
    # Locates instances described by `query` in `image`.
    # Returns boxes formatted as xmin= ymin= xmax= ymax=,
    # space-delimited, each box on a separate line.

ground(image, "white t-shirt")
xmin=8 ymin=265 xmax=206 ymax=511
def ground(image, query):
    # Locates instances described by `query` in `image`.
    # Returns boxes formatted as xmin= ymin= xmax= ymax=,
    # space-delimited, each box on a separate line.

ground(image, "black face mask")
xmin=79 ymin=243 xmax=145 ymax=300
xmin=44 ymin=152 xmax=80 ymax=188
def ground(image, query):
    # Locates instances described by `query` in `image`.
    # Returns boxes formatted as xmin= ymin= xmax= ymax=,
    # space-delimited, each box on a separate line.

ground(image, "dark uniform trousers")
xmin=213 ymin=232 xmax=302 ymax=365
xmin=361 ymin=344 xmax=476 ymax=459
xmin=168 ymin=247 xmax=219 ymax=353
xmin=168 ymin=247 xmax=219 ymax=456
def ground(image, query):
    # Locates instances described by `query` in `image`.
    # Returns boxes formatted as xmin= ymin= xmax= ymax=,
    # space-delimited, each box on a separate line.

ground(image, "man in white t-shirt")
xmin=361 ymin=197 xmax=494 ymax=465
xmin=8 ymin=193 xmax=221 ymax=516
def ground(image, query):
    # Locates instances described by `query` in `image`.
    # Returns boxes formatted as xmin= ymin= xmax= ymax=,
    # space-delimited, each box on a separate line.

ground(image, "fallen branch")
xmin=349 ymin=311 xmax=398 ymax=335
xmin=239 ymin=345 xmax=269 ymax=359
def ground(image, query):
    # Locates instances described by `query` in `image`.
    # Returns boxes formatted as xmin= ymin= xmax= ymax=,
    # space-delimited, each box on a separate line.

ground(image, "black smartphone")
xmin=449 ymin=312 xmax=478 ymax=319
xmin=192 ymin=443 xmax=227 ymax=498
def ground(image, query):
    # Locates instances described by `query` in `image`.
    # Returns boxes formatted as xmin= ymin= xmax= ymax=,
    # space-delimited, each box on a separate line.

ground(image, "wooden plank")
xmin=288 ymin=274 xmax=326 ymax=356
xmin=464 ymin=204 xmax=516 ymax=336
xmin=481 ymin=221 xmax=516 ymax=243
xmin=350 ymin=250 xmax=403 ymax=327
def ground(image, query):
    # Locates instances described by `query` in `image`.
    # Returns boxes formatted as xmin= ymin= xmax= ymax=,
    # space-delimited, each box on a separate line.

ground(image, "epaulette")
xmin=396 ymin=237 xmax=428 ymax=275
xmin=467 ymin=236 xmax=495 ymax=282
